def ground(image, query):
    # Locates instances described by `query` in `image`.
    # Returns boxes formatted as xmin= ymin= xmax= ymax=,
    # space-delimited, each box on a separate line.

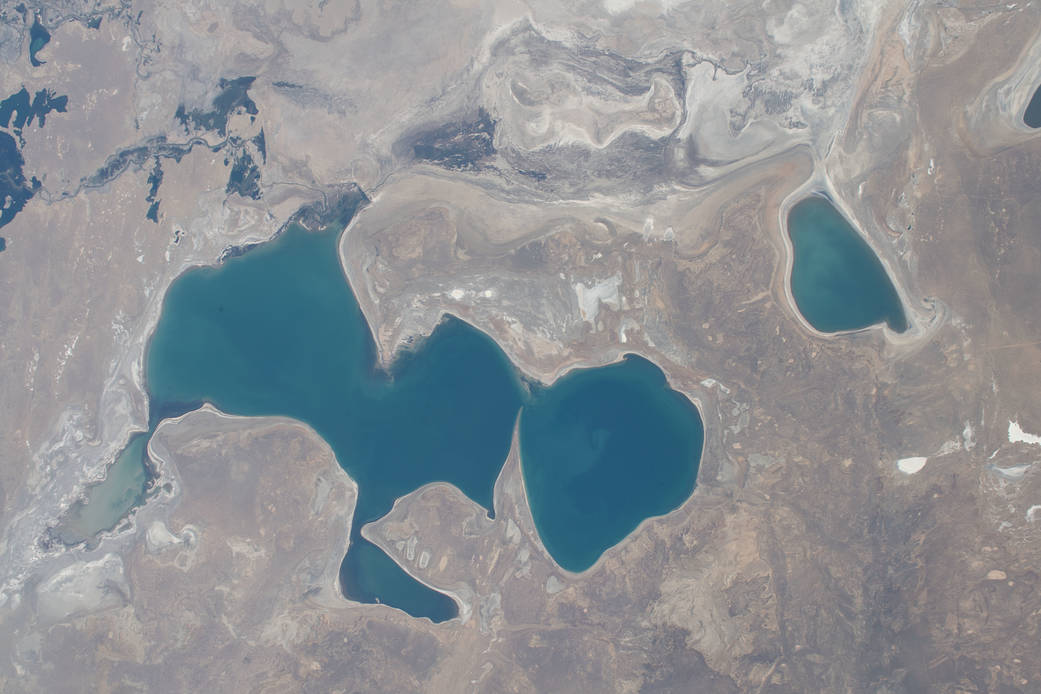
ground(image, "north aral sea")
xmin=74 ymin=195 xmax=706 ymax=620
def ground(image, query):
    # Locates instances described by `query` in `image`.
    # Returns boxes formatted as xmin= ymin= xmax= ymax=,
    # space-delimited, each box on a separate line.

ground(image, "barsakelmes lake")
xmin=520 ymin=354 xmax=704 ymax=573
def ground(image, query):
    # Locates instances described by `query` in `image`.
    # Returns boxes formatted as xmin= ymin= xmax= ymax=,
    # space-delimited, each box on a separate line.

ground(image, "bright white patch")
xmin=897 ymin=456 xmax=928 ymax=475
xmin=699 ymin=378 xmax=732 ymax=394
xmin=1027 ymin=505 xmax=1041 ymax=522
xmin=991 ymin=464 xmax=1032 ymax=480
xmin=603 ymin=0 xmax=637 ymax=14
xmin=36 ymin=554 xmax=128 ymax=622
xmin=574 ymin=274 xmax=622 ymax=324
xmin=642 ymin=217 xmax=654 ymax=237
xmin=619 ymin=318 xmax=639 ymax=345
xmin=505 ymin=519 xmax=521 ymax=544
xmin=145 ymin=521 xmax=181 ymax=552
xmin=935 ymin=438 xmax=961 ymax=457
xmin=603 ymin=0 xmax=681 ymax=14
xmin=449 ymin=288 xmax=465 ymax=301
xmin=1009 ymin=421 xmax=1041 ymax=447
xmin=24 ymin=348 xmax=39 ymax=392
xmin=54 ymin=334 xmax=80 ymax=383
xmin=962 ymin=421 xmax=976 ymax=450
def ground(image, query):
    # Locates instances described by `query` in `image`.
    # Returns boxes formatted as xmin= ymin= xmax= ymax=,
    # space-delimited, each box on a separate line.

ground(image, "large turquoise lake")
xmin=787 ymin=195 xmax=907 ymax=334
xmin=138 ymin=196 xmax=704 ymax=620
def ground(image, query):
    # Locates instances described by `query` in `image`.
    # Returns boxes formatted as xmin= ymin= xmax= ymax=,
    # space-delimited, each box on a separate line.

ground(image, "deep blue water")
xmin=175 ymin=76 xmax=257 ymax=137
xmin=141 ymin=198 xmax=705 ymax=618
xmin=0 ymin=86 xmax=68 ymax=229
xmin=0 ymin=131 xmax=37 ymax=229
xmin=519 ymin=355 xmax=703 ymax=572
xmin=0 ymin=87 xmax=68 ymax=132
xmin=787 ymin=195 xmax=908 ymax=333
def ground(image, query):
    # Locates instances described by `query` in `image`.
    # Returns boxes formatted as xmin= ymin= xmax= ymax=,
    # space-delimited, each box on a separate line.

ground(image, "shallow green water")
xmin=55 ymin=433 xmax=150 ymax=546
xmin=520 ymin=355 xmax=703 ymax=572
xmin=787 ymin=195 xmax=908 ymax=333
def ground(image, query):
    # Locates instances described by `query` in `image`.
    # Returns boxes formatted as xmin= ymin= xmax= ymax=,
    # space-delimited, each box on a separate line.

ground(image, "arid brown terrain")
xmin=1 ymin=1 xmax=1040 ymax=691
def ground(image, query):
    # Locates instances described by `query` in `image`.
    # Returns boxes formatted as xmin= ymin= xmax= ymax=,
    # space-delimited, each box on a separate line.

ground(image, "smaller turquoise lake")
xmin=520 ymin=355 xmax=703 ymax=573
xmin=787 ymin=195 xmax=908 ymax=334
xmin=1025 ymin=84 xmax=1041 ymax=128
